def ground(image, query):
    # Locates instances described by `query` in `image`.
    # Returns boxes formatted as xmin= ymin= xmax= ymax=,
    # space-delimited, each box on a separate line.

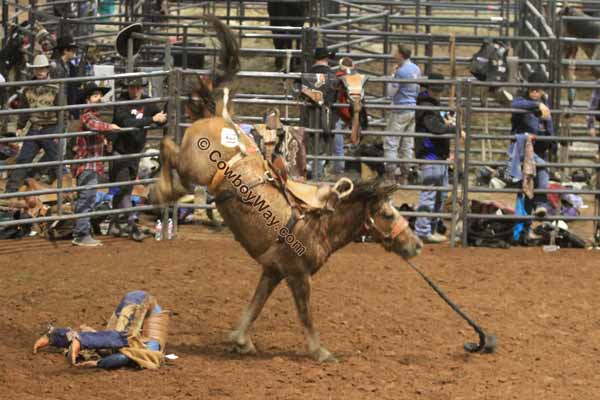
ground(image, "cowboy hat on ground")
xmin=26 ymin=54 xmax=51 ymax=68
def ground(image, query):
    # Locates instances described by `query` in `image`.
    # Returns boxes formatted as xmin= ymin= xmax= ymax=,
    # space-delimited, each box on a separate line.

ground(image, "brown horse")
xmin=155 ymin=17 xmax=423 ymax=362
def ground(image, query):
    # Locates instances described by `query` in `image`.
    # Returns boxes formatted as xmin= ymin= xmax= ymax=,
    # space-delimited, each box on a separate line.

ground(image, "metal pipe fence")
xmin=0 ymin=0 xmax=598 ymax=247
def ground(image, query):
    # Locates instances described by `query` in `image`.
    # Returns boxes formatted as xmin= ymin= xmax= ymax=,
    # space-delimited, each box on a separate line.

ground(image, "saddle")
xmin=213 ymin=91 xmax=354 ymax=214
xmin=252 ymin=108 xmax=306 ymax=179
xmin=339 ymin=73 xmax=368 ymax=145
xmin=299 ymin=73 xmax=329 ymax=106
xmin=284 ymin=177 xmax=353 ymax=211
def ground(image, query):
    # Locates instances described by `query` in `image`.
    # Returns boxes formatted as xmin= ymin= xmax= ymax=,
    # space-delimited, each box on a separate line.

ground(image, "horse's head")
xmin=362 ymin=183 xmax=422 ymax=259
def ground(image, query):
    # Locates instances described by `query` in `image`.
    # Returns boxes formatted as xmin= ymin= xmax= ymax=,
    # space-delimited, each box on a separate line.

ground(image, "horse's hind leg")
xmin=286 ymin=273 xmax=337 ymax=363
xmin=230 ymin=269 xmax=283 ymax=355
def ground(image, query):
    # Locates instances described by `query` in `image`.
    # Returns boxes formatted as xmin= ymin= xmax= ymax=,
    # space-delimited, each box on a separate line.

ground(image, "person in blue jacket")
xmin=509 ymin=70 xmax=555 ymax=219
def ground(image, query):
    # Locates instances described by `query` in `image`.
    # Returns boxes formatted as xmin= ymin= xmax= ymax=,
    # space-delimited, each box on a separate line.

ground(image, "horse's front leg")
xmin=286 ymin=273 xmax=337 ymax=363
xmin=230 ymin=268 xmax=283 ymax=355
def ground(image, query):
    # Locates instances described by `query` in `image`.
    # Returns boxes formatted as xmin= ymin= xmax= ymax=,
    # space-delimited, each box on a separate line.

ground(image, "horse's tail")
xmin=201 ymin=15 xmax=240 ymax=88
xmin=155 ymin=137 xmax=188 ymax=205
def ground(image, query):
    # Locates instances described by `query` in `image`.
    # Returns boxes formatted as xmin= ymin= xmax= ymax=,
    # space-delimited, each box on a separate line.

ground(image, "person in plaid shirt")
xmin=72 ymin=83 xmax=121 ymax=247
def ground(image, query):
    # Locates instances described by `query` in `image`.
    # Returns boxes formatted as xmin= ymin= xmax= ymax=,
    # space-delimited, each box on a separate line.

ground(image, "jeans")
xmin=332 ymin=119 xmax=347 ymax=174
xmin=384 ymin=111 xmax=415 ymax=173
xmin=73 ymin=170 xmax=99 ymax=238
xmin=507 ymin=138 xmax=550 ymax=210
xmin=48 ymin=328 xmax=128 ymax=349
xmin=5 ymin=126 xmax=59 ymax=193
xmin=110 ymin=157 xmax=139 ymax=224
xmin=415 ymin=164 xmax=449 ymax=237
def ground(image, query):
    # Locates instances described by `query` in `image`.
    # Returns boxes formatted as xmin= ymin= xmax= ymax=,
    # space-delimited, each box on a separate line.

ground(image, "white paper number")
xmin=221 ymin=128 xmax=239 ymax=148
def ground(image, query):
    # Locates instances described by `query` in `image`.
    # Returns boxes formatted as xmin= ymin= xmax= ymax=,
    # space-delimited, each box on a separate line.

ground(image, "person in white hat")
xmin=3 ymin=54 xmax=61 ymax=193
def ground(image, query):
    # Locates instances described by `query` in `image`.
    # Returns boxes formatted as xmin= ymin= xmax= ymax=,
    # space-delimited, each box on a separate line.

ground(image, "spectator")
xmin=303 ymin=47 xmax=338 ymax=179
xmin=414 ymin=72 xmax=462 ymax=244
xmin=71 ymin=83 xmax=121 ymax=247
xmin=510 ymin=70 xmax=555 ymax=219
xmin=384 ymin=44 xmax=421 ymax=184
xmin=109 ymin=77 xmax=166 ymax=241
xmin=587 ymin=83 xmax=600 ymax=138
xmin=51 ymin=35 xmax=80 ymax=118
xmin=77 ymin=1 xmax=97 ymax=37
xmin=3 ymin=55 xmax=60 ymax=193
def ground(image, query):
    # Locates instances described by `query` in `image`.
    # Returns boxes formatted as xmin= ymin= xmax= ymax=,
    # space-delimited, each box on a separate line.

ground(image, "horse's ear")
xmin=380 ymin=183 xmax=401 ymax=199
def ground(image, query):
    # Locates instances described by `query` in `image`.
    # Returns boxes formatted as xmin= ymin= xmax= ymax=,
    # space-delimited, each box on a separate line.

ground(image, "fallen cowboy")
xmin=32 ymin=290 xmax=170 ymax=369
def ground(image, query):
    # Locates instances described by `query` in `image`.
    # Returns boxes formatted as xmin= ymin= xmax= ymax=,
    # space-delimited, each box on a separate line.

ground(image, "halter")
xmin=363 ymin=205 xmax=409 ymax=242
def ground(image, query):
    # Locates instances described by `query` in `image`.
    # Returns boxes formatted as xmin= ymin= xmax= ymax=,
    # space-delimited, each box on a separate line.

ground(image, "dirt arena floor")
xmin=1 ymin=227 xmax=599 ymax=400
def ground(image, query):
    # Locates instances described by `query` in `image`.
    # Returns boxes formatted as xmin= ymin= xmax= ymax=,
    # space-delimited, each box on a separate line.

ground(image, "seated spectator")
xmin=509 ymin=71 xmax=555 ymax=218
xmin=3 ymin=55 xmax=60 ymax=194
xmin=71 ymin=83 xmax=121 ymax=247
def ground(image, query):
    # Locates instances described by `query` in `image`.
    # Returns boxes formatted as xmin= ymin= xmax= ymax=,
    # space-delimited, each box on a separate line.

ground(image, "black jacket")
xmin=310 ymin=63 xmax=337 ymax=106
xmin=414 ymin=91 xmax=454 ymax=160
xmin=112 ymin=94 xmax=162 ymax=154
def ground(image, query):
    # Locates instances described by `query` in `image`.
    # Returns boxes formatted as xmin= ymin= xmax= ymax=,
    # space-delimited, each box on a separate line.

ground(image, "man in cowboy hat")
xmin=303 ymin=47 xmax=338 ymax=178
xmin=3 ymin=54 xmax=61 ymax=194
xmin=51 ymin=35 xmax=81 ymax=119
xmin=71 ymin=82 xmax=121 ymax=247
xmin=51 ymin=35 xmax=78 ymax=79
xmin=510 ymin=70 xmax=555 ymax=220
xmin=109 ymin=77 xmax=166 ymax=241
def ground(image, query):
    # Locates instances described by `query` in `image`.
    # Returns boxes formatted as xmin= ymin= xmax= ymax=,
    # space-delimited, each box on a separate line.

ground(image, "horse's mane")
xmin=343 ymin=179 xmax=400 ymax=204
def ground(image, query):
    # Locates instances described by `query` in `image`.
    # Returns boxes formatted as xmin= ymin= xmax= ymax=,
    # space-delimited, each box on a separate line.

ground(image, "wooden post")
xmin=448 ymin=33 xmax=456 ymax=109
xmin=482 ymin=92 xmax=488 ymax=162
xmin=560 ymin=62 xmax=576 ymax=174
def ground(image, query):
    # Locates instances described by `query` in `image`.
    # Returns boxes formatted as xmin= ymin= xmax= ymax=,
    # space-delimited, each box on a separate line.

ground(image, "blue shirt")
xmin=387 ymin=59 xmax=421 ymax=109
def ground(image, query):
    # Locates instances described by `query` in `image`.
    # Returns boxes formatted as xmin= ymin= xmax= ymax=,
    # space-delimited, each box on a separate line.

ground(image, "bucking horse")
xmin=156 ymin=16 xmax=495 ymax=362
xmin=559 ymin=5 xmax=600 ymax=80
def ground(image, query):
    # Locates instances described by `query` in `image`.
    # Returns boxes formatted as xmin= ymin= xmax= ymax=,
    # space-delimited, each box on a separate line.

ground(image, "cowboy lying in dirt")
xmin=33 ymin=290 xmax=170 ymax=369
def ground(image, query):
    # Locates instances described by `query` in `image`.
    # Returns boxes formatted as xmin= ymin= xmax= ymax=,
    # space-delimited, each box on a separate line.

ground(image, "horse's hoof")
xmin=231 ymin=340 xmax=257 ymax=355
xmin=313 ymin=347 xmax=338 ymax=363
xmin=228 ymin=330 xmax=257 ymax=355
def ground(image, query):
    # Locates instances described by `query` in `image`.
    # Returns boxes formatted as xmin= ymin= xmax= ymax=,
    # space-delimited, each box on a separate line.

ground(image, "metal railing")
xmin=1 ymin=0 xmax=599 ymax=247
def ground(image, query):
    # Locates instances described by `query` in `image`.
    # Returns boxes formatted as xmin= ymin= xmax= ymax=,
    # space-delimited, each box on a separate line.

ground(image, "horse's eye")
xmin=381 ymin=212 xmax=394 ymax=220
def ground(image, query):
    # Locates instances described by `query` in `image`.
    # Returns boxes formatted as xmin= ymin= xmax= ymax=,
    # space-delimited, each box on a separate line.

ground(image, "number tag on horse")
xmin=221 ymin=127 xmax=239 ymax=148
